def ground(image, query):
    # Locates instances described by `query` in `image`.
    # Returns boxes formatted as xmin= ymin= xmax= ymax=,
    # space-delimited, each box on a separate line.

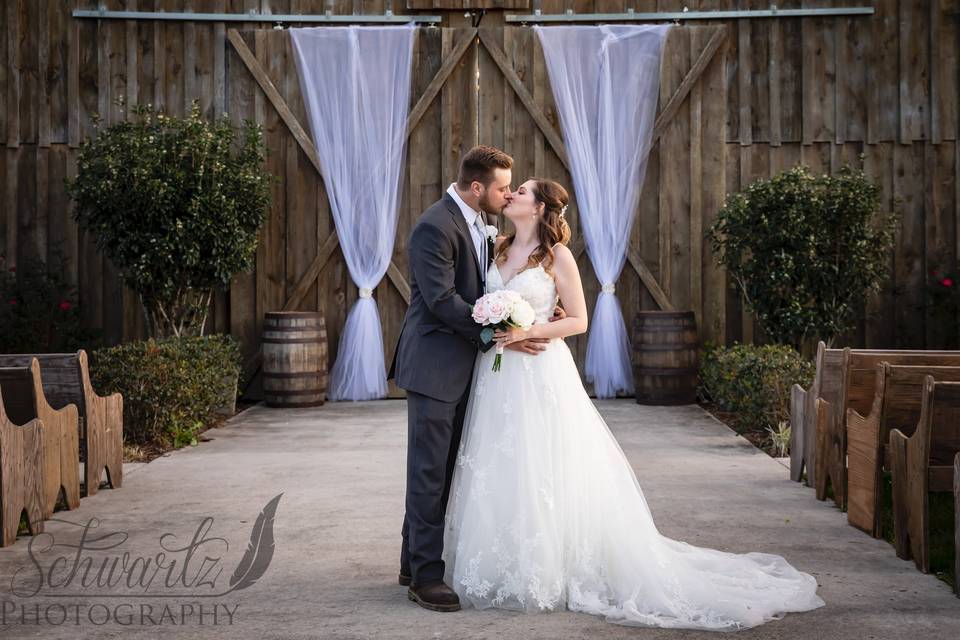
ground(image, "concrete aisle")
xmin=0 ymin=400 xmax=956 ymax=639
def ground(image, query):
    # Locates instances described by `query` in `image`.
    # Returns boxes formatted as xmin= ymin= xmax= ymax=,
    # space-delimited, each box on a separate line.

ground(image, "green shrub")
xmin=706 ymin=161 xmax=897 ymax=349
xmin=698 ymin=342 xmax=815 ymax=434
xmin=67 ymin=101 xmax=272 ymax=338
xmin=0 ymin=248 xmax=101 ymax=353
xmin=90 ymin=334 xmax=241 ymax=448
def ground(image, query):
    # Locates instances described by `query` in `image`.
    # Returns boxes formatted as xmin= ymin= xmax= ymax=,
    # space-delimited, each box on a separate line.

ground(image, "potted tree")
xmin=67 ymin=100 xmax=273 ymax=414
xmin=707 ymin=160 xmax=897 ymax=355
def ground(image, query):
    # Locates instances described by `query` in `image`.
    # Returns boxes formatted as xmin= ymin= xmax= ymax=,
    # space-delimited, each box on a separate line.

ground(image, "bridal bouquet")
xmin=471 ymin=290 xmax=536 ymax=372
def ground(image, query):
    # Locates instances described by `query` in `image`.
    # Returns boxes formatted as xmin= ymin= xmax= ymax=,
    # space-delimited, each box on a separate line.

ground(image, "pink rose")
xmin=487 ymin=301 xmax=505 ymax=321
xmin=472 ymin=300 xmax=489 ymax=323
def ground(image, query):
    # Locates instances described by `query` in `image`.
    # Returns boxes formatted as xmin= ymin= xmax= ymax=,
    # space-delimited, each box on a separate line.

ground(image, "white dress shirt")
xmin=447 ymin=183 xmax=486 ymax=271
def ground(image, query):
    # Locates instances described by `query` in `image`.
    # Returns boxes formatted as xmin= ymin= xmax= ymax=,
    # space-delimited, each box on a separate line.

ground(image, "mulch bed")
xmin=698 ymin=400 xmax=779 ymax=457
xmin=121 ymin=401 xmax=257 ymax=464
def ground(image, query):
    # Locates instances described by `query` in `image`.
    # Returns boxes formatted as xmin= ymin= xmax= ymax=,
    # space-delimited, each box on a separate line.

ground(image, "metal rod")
xmin=506 ymin=6 xmax=875 ymax=23
xmin=72 ymin=8 xmax=441 ymax=24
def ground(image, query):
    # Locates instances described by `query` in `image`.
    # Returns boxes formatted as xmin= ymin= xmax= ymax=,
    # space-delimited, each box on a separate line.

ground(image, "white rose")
xmin=510 ymin=301 xmax=536 ymax=329
xmin=484 ymin=225 xmax=498 ymax=240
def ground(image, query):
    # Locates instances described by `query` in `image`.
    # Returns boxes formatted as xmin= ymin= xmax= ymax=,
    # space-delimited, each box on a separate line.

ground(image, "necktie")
xmin=473 ymin=213 xmax=487 ymax=280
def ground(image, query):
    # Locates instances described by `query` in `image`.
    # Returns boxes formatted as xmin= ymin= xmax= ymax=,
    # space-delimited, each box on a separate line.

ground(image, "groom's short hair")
xmin=457 ymin=146 xmax=513 ymax=189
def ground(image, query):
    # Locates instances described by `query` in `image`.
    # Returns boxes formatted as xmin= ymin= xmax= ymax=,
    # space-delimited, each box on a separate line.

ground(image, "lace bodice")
xmin=486 ymin=263 xmax=559 ymax=324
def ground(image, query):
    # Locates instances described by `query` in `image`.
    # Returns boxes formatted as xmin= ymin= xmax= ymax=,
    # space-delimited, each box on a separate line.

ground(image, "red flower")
xmin=942 ymin=278 xmax=954 ymax=288
xmin=58 ymin=300 xmax=72 ymax=311
xmin=8 ymin=266 xmax=15 ymax=272
xmin=8 ymin=298 xmax=16 ymax=305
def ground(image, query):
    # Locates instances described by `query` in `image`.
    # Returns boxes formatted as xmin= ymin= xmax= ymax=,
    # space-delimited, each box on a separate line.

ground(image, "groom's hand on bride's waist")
xmin=504 ymin=305 xmax=564 ymax=354
xmin=505 ymin=338 xmax=550 ymax=355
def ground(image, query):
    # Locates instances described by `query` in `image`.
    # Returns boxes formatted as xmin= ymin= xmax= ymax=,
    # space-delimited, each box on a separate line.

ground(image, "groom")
xmin=388 ymin=146 xmax=559 ymax=612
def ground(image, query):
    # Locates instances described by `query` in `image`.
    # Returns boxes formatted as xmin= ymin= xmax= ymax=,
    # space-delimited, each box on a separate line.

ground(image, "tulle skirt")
xmin=441 ymin=337 xmax=825 ymax=631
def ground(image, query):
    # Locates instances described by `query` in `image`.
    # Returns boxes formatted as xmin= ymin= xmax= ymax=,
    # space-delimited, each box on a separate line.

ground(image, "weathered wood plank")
xmin=892 ymin=142 xmax=926 ymax=348
xmin=76 ymin=7 xmax=103 ymax=333
xmin=161 ymin=0 xmax=185 ymax=117
xmin=898 ymin=0 xmax=928 ymax=144
xmin=867 ymin=0 xmax=898 ymax=144
xmin=226 ymin=29 xmax=322 ymax=175
xmin=213 ymin=0 xmax=227 ymax=118
xmin=227 ymin=26 xmax=258 ymax=387
xmin=801 ymin=0 xmax=836 ymax=145
xmin=441 ymin=27 xmax=478 ymax=187
xmin=478 ymin=28 xmax=505 ymax=156
xmin=737 ymin=18 xmax=751 ymax=147
xmin=930 ymin=0 xmax=958 ymax=143
xmin=478 ymin=30 xmax=569 ymax=171
xmin=925 ymin=141 xmax=957 ymax=348
xmin=768 ymin=14 xmax=781 ymax=146
xmin=652 ymin=24 xmax=727 ymax=147
xmin=837 ymin=13 xmax=867 ymax=144
xmin=183 ymin=3 xmax=198 ymax=115
xmin=699 ymin=25 xmax=726 ymax=344
xmin=256 ymin=29 xmax=287 ymax=355
xmin=405 ymin=28 xmax=476 ymax=139
xmin=37 ymin=0 xmax=51 ymax=147
xmin=660 ymin=26 xmax=690 ymax=311
xmin=0 ymin=0 xmax=7 ymax=145
xmin=125 ymin=0 xmax=139 ymax=116
xmin=6 ymin=0 xmax=21 ymax=148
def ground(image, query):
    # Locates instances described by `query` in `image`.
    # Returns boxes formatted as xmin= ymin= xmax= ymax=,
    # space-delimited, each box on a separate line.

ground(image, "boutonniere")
xmin=484 ymin=225 xmax=498 ymax=251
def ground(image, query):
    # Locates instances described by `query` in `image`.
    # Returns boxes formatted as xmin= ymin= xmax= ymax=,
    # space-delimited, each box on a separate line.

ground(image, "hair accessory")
xmin=559 ymin=205 xmax=568 ymax=218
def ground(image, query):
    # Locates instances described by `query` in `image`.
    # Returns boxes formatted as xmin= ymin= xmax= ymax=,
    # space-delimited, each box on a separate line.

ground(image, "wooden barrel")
xmin=633 ymin=311 xmax=699 ymax=405
xmin=261 ymin=311 xmax=328 ymax=408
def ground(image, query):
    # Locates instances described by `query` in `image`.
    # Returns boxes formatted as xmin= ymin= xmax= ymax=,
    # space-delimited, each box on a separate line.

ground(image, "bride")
xmin=440 ymin=178 xmax=826 ymax=631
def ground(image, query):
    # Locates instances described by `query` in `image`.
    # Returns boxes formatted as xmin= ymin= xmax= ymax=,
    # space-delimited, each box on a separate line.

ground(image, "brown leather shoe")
xmin=407 ymin=580 xmax=461 ymax=612
xmin=398 ymin=570 xmax=411 ymax=586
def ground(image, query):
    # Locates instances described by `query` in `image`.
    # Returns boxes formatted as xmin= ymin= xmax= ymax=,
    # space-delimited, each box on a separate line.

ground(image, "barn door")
xmin=224 ymin=24 xmax=729 ymax=398
xmin=225 ymin=26 xmax=482 ymax=395
xmin=474 ymin=25 xmax=730 ymax=378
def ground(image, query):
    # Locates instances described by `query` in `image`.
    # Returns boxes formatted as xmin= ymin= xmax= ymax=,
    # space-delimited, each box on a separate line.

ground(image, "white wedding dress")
xmin=441 ymin=262 xmax=825 ymax=631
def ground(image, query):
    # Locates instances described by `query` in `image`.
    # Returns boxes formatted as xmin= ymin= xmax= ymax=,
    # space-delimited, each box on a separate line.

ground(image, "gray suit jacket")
xmin=388 ymin=192 xmax=494 ymax=402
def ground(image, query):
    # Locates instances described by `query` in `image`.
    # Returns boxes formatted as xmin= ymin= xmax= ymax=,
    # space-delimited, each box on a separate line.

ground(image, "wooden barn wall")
xmin=1 ymin=0 xmax=958 ymax=398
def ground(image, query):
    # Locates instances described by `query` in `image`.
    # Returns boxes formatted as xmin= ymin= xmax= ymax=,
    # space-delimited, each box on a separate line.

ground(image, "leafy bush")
xmin=67 ymin=101 xmax=272 ymax=338
xmin=698 ymin=342 xmax=815 ymax=435
xmin=706 ymin=161 xmax=897 ymax=349
xmin=0 ymin=249 xmax=100 ymax=353
xmin=90 ymin=334 xmax=241 ymax=448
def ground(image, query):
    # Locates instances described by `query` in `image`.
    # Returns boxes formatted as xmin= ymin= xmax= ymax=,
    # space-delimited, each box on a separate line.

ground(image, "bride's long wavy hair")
xmin=494 ymin=178 xmax=571 ymax=276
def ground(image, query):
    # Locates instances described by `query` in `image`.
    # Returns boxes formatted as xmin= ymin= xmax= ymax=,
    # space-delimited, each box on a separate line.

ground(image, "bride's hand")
xmin=493 ymin=326 xmax=530 ymax=346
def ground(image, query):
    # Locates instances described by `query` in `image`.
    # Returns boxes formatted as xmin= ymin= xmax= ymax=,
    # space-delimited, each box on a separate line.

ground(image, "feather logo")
xmin=227 ymin=493 xmax=282 ymax=592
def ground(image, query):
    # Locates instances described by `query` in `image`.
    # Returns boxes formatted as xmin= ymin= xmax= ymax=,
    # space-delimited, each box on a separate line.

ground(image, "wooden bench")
xmin=790 ymin=341 xmax=834 ymax=485
xmin=955 ymin=453 xmax=959 ymax=597
xmin=790 ymin=343 xmax=960 ymax=505
xmin=0 ymin=386 xmax=45 ymax=547
xmin=0 ymin=352 xmax=122 ymax=497
xmin=889 ymin=377 xmax=960 ymax=573
xmin=0 ymin=359 xmax=81 ymax=518
xmin=820 ymin=352 xmax=960 ymax=510
xmin=846 ymin=364 xmax=960 ymax=537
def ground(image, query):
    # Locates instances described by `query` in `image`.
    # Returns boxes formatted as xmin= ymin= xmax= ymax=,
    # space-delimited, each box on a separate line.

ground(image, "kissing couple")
xmin=387 ymin=145 xmax=825 ymax=631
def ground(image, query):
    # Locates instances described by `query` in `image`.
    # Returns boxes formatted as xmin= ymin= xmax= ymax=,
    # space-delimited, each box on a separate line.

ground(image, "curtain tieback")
xmin=601 ymin=282 xmax=616 ymax=294
xmin=359 ymin=287 xmax=373 ymax=299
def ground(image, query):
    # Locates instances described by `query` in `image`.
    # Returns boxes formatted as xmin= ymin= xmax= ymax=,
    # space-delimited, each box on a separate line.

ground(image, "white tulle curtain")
xmin=290 ymin=25 xmax=416 ymax=401
xmin=535 ymin=24 xmax=671 ymax=399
